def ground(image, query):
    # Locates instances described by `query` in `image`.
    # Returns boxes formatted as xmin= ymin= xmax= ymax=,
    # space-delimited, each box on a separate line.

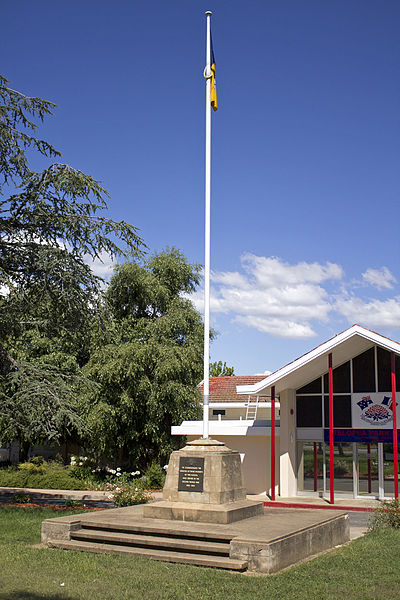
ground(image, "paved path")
xmin=0 ymin=487 xmax=372 ymax=539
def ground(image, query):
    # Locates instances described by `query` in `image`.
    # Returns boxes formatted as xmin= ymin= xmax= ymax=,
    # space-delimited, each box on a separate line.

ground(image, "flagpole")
xmin=203 ymin=10 xmax=212 ymax=439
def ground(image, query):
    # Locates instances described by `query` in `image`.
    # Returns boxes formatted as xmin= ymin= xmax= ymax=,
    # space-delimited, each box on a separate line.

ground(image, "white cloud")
xmin=84 ymin=251 xmax=116 ymax=278
xmin=362 ymin=267 xmax=396 ymax=290
xmin=188 ymin=253 xmax=400 ymax=340
xmin=335 ymin=295 xmax=400 ymax=329
xmin=241 ymin=254 xmax=343 ymax=286
xmin=190 ymin=254 xmax=343 ymax=339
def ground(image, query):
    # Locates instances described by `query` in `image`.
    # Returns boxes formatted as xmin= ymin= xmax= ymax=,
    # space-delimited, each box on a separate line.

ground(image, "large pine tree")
xmin=0 ymin=75 xmax=143 ymax=451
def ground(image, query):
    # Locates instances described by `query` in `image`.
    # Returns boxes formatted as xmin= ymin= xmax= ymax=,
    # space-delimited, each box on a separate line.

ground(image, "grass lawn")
xmin=1 ymin=506 xmax=400 ymax=600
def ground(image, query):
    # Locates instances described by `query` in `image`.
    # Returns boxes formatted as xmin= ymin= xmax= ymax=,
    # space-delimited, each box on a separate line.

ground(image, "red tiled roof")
xmin=198 ymin=376 xmax=269 ymax=403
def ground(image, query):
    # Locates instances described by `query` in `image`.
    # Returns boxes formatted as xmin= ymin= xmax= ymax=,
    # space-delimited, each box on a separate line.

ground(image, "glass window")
xmin=296 ymin=396 xmax=322 ymax=427
xmin=297 ymin=377 xmax=322 ymax=394
xmin=352 ymin=348 xmax=375 ymax=393
xmin=323 ymin=361 xmax=350 ymax=393
xmin=377 ymin=347 xmax=400 ymax=392
xmin=324 ymin=395 xmax=352 ymax=427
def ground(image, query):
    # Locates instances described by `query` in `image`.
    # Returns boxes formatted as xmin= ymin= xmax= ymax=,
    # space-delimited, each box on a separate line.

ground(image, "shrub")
xmin=368 ymin=498 xmax=400 ymax=531
xmin=18 ymin=461 xmax=46 ymax=474
xmin=12 ymin=492 xmax=32 ymax=503
xmin=105 ymin=483 xmax=151 ymax=507
xmin=0 ymin=465 xmax=83 ymax=490
xmin=333 ymin=460 xmax=349 ymax=477
xmin=144 ymin=462 xmax=165 ymax=490
xmin=65 ymin=499 xmax=85 ymax=508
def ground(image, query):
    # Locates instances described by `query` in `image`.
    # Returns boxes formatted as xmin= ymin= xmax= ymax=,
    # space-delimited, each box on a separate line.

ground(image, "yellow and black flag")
xmin=210 ymin=33 xmax=218 ymax=111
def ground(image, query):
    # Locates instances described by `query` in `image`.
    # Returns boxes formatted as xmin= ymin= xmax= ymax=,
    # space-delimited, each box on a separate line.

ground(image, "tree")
xmin=0 ymin=75 xmax=143 ymax=451
xmin=210 ymin=361 xmax=235 ymax=377
xmin=83 ymin=248 xmax=204 ymax=468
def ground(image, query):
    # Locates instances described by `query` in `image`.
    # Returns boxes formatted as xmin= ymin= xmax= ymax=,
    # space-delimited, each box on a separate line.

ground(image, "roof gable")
xmin=237 ymin=325 xmax=400 ymax=396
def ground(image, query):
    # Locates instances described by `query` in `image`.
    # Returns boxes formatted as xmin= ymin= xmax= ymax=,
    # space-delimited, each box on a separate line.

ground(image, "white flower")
xmin=78 ymin=462 xmax=83 ymax=466
xmin=70 ymin=456 xmax=76 ymax=466
xmin=107 ymin=494 xmax=114 ymax=499
xmin=109 ymin=469 xmax=116 ymax=475
xmin=116 ymin=472 xmax=121 ymax=477
xmin=163 ymin=465 xmax=168 ymax=471
xmin=116 ymin=467 xmax=121 ymax=472
xmin=131 ymin=470 xmax=140 ymax=476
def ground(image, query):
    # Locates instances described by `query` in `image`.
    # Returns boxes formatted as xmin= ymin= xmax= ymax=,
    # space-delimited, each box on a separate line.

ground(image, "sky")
xmin=2 ymin=0 xmax=400 ymax=375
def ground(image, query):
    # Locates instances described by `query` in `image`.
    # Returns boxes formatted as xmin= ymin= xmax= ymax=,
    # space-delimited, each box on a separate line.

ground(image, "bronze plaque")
xmin=178 ymin=457 xmax=204 ymax=492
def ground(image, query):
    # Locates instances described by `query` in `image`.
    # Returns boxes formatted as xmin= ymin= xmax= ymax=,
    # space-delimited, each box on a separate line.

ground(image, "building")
xmin=172 ymin=376 xmax=280 ymax=495
xmin=172 ymin=324 xmax=400 ymax=501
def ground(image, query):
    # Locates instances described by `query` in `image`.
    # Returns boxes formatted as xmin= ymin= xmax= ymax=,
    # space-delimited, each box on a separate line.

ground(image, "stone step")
xmin=72 ymin=529 xmax=231 ymax=555
xmin=79 ymin=520 xmax=234 ymax=542
xmin=48 ymin=539 xmax=248 ymax=571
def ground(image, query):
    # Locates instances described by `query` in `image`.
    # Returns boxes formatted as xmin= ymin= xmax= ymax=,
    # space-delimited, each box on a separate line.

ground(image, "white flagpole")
xmin=203 ymin=10 xmax=212 ymax=439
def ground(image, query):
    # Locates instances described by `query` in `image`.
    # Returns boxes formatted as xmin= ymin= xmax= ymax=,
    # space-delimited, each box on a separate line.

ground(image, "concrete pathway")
xmin=247 ymin=494 xmax=376 ymax=540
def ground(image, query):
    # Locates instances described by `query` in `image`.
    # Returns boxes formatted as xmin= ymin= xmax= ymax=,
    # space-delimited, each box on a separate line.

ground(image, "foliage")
xmin=0 ymin=463 xmax=83 ymax=490
xmin=12 ymin=492 xmax=32 ymax=503
xmin=0 ymin=75 xmax=143 ymax=449
xmin=83 ymin=248 xmax=204 ymax=468
xmin=210 ymin=361 xmax=235 ymax=377
xmin=368 ymin=498 xmax=400 ymax=531
xmin=65 ymin=499 xmax=85 ymax=508
xmin=144 ymin=461 xmax=166 ymax=489
xmin=105 ymin=482 xmax=151 ymax=507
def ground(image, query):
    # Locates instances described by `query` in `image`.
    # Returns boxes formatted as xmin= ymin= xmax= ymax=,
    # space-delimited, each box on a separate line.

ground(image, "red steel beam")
xmin=391 ymin=352 xmax=398 ymax=500
xmin=270 ymin=385 xmax=275 ymax=501
xmin=329 ymin=353 xmax=334 ymax=504
xmin=367 ymin=442 xmax=371 ymax=494
xmin=314 ymin=442 xmax=318 ymax=492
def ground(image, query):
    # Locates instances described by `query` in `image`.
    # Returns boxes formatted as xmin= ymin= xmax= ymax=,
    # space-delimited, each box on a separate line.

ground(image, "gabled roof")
xmin=198 ymin=376 xmax=267 ymax=403
xmin=237 ymin=324 xmax=400 ymax=396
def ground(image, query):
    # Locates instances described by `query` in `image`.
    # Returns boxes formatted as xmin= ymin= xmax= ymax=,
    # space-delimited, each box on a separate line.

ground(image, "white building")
xmin=172 ymin=325 xmax=400 ymax=501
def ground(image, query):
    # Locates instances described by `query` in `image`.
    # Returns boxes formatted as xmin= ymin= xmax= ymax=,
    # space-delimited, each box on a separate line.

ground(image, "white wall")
xmin=279 ymin=388 xmax=297 ymax=496
xmin=187 ymin=434 xmax=280 ymax=495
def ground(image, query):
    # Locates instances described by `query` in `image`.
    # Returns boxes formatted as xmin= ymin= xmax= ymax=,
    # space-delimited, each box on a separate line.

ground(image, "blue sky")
xmin=2 ymin=0 xmax=400 ymax=375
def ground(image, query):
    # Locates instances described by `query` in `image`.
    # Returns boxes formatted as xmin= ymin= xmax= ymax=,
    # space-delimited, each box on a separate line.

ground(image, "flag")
xmin=210 ymin=33 xmax=218 ymax=111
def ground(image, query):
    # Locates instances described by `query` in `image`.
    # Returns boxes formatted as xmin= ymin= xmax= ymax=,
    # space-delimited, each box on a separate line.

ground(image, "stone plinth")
xmin=143 ymin=438 xmax=263 ymax=523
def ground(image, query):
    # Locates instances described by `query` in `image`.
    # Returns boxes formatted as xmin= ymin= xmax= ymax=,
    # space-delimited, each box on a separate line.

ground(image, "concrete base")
xmin=42 ymin=503 xmax=350 ymax=573
xmin=143 ymin=498 xmax=263 ymax=524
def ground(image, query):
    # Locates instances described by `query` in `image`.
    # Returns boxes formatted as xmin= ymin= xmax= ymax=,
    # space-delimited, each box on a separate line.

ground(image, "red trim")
xmin=313 ymin=442 xmax=318 ymax=492
xmin=392 ymin=352 xmax=398 ymax=500
xmin=262 ymin=501 xmax=375 ymax=513
xmin=271 ymin=385 xmax=275 ymax=501
xmin=329 ymin=353 xmax=334 ymax=504
xmin=367 ymin=442 xmax=372 ymax=494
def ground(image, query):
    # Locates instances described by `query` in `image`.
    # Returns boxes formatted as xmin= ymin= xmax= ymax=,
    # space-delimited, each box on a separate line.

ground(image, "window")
xmin=212 ymin=409 xmax=225 ymax=416
xmin=323 ymin=361 xmax=350 ymax=393
xmin=296 ymin=396 xmax=322 ymax=427
xmin=323 ymin=395 xmax=352 ymax=427
xmin=352 ymin=348 xmax=375 ymax=393
xmin=297 ymin=377 xmax=321 ymax=394
xmin=377 ymin=347 xmax=400 ymax=392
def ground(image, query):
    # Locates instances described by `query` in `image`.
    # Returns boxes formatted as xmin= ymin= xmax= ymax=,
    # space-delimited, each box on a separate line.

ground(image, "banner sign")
xmin=324 ymin=428 xmax=400 ymax=443
xmin=351 ymin=393 xmax=400 ymax=429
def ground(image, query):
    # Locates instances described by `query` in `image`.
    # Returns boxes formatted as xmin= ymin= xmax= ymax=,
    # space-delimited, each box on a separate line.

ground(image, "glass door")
xmin=297 ymin=441 xmax=324 ymax=494
xmin=325 ymin=442 xmax=354 ymax=496
xmin=357 ymin=443 xmax=379 ymax=496
xmin=383 ymin=443 xmax=400 ymax=498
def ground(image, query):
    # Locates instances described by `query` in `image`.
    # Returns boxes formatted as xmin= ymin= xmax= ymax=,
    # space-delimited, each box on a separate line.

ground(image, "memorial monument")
xmin=143 ymin=438 xmax=263 ymax=523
